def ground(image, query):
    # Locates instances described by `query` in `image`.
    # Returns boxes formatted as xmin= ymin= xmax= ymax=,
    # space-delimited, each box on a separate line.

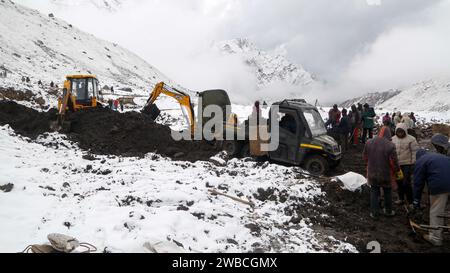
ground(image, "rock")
xmin=227 ymin=238 xmax=239 ymax=245
xmin=62 ymin=182 xmax=70 ymax=188
xmin=244 ymin=223 xmax=261 ymax=235
xmin=191 ymin=212 xmax=205 ymax=220
xmin=0 ymin=183 xmax=14 ymax=193
xmin=99 ymin=169 xmax=112 ymax=175
xmin=209 ymin=157 xmax=227 ymax=167
xmin=82 ymin=154 xmax=97 ymax=161
xmin=40 ymin=186 xmax=55 ymax=191
xmin=177 ymin=205 xmax=189 ymax=211
xmin=218 ymin=184 xmax=229 ymax=191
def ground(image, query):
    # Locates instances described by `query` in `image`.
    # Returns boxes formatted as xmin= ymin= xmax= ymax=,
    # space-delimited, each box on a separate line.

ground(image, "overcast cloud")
xmin=15 ymin=0 xmax=450 ymax=103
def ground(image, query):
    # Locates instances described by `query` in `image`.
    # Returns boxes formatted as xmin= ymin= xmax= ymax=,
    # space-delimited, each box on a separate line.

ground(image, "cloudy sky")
xmin=15 ymin=0 xmax=450 ymax=102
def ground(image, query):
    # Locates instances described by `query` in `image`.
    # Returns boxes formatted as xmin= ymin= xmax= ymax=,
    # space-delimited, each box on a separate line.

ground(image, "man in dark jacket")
xmin=431 ymin=133 xmax=450 ymax=157
xmin=413 ymin=149 xmax=450 ymax=246
xmin=338 ymin=109 xmax=351 ymax=152
xmin=349 ymin=105 xmax=361 ymax=146
xmin=364 ymin=126 xmax=400 ymax=219
xmin=362 ymin=104 xmax=376 ymax=144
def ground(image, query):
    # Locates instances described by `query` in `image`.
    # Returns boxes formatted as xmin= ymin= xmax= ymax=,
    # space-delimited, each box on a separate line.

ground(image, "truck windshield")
xmin=303 ymin=109 xmax=327 ymax=137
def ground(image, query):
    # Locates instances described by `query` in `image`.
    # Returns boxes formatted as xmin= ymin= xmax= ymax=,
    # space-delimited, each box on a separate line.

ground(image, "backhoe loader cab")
xmin=58 ymin=75 xmax=100 ymax=111
xmin=54 ymin=75 xmax=101 ymax=131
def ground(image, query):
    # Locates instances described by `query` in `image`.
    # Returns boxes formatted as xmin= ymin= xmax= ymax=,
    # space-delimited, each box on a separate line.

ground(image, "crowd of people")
xmin=363 ymin=126 xmax=450 ymax=246
xmin=327 ymin=103 xmax=450 ymax=246
xmin=327 ymin=103 xmax=419 ymax=152
xmin=108 ymin=98 xmax=124 ymax=112
xmin=326 ymin=103 xmax=378 ymax=152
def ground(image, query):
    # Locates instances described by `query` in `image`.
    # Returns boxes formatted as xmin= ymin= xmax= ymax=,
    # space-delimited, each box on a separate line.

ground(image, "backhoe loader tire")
xmin=303 ymin=155 xmax=329 ymax=176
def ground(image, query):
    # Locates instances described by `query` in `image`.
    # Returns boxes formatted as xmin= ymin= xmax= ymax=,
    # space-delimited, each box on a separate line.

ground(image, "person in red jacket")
xmin=113 ymin=99 xmax=119 ymax=111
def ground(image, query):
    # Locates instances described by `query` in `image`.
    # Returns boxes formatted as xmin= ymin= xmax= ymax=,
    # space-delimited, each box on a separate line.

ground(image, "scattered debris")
xmin=0 ymin=183 xmax=14 ymax=193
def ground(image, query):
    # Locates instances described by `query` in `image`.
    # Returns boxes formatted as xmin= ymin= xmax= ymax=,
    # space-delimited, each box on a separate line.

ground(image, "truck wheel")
xmin=304 ymin=155 xmax=329 ymax=176
xmin=223 ymin=141 xmax=241 ymax=157
xmin=240 ymin=143 xmax=250 ymax=158
xmin=329 ymin=159 xmax=341 ymax=169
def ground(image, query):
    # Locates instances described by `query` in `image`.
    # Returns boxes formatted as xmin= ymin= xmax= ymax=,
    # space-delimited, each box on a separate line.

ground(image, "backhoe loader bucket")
xmin=142 ymin=103 xmax=161 ymax=121
xmin=50 ymin=116 xmax=72 ymax=133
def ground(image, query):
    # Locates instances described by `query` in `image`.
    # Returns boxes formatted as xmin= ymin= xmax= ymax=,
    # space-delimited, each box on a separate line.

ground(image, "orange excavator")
xmin=142 ymin=82 xmax=237 ymax=136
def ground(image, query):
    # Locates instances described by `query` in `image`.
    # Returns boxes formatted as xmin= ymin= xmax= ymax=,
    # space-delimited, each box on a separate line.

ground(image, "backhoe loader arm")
xmin=57 ymin=79 xmax=73 ymax=124
xmin=144 ymin=82 xmax=196 ymax=134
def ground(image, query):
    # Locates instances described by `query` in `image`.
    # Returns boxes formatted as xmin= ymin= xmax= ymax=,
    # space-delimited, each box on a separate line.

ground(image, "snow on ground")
xmin=0 ymin=125 xmax=356 ymax=253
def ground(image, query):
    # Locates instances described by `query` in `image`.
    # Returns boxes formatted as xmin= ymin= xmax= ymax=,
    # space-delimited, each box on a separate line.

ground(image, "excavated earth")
xmin=0 ymin=101 xmax=219 ymax=162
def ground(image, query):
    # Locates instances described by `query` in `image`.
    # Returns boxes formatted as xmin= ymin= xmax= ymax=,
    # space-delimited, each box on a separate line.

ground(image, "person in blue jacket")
xmin=431 ymin=133 xmax=450 ymax=157
xmin=413 ymin=149 xmax=450 ymax=246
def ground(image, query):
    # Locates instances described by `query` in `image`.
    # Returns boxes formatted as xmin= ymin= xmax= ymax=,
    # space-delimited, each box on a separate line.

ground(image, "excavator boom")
xmin=143 ymin=82 xmax=195 ymax=134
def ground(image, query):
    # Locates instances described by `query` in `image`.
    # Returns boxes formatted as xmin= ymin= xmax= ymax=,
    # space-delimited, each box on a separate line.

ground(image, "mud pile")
xmin=65 ymin=107 xmax=219 ymax=161
xmin=0 ymin=101 xmax=219 ymax=161
xmin=0 ymin=101 xmax=56 ymax=138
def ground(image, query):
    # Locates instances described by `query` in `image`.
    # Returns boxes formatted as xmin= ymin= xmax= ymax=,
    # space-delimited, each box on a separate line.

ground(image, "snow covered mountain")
xmin=49 ymin=0 xmax=122 ymax=12
xmin=0 ymin=0 xmax=170 ymax=102
xmin=339 ymin=90 xmax=401 ymax=108
xmin=379 ymin=79 xmax=450 ymax=112
xmin=216 ymin=38 xmax=317 ymax=89
xmin=340 ymin=78 xmax=450 ymax=114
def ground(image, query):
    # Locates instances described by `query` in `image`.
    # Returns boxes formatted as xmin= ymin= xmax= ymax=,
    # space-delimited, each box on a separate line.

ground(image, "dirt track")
xmin=0 ymin=101 xmax=219 ymax=162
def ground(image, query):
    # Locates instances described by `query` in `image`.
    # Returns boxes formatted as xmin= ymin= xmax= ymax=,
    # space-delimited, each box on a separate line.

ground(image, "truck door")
xmin=269 ymin=108 xmax=301 ymax=165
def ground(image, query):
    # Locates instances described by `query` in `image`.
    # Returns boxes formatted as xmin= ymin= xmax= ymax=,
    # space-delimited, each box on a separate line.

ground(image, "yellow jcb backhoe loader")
xmin=52 ymin=74 xmax=102 ymax=131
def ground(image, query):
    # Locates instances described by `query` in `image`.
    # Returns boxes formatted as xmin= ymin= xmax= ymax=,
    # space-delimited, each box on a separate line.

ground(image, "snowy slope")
xmin=0 ymin=0 xmax=170 ymax=100
xmin=216 ymin=39 xmax=317 ymax=89
xmin=49 ymin=0 xmax=123 ymax=12
xmin=339 ymin=90 xmax=401 ymax=108
xmin=0 ymin=125 xmax=356 ymax=253
xmin=379 ymin=78 xmax=450 ymax=112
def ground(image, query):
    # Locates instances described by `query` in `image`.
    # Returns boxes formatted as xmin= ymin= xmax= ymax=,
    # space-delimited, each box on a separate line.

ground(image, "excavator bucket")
xmin=142 ymin=103 xmax=161 ymax=121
